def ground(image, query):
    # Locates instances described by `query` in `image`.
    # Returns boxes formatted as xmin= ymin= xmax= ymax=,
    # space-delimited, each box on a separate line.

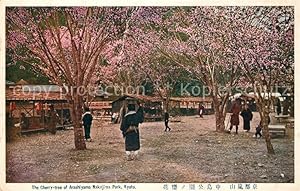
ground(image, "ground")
xmin=6 ymin=113 xmax=294 ymax=183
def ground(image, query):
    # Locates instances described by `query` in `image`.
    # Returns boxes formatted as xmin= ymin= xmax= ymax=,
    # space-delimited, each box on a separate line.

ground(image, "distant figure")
xmin=199 ymin=103 xmax=205 ymax=118
xmin=48 ymin=105 xmax=59 ymax=134
xmin=276 ymin=99 xmax=282 ymax=115
xmin=240 ymin=104 xmax=253 ymax=132
xmin=82 ymin=107 xmax=93 ymax=141
xmin=282 ymin=98 xmax=290 ymax=115
xmin=255 ymin=123 xmax=262 ymax=138
xmin=164 ymin=112 xmax=171 ymax=131
xmin=254 ymin=115 xmax=271 ymax=138
xmin=120 ymin=104 xmax=141 ymax=161
xmin=229 ymin=99 xmax=241 ymax=134
xmin=63 ymin=112 xmax=71 ymax=125
xmin=6 ymin=112 xmax=13 ymax=129
xmin=20 ymin=112 xmax=29 ymax=130
xmin=6 ymin=112 xmax=14 ymax=142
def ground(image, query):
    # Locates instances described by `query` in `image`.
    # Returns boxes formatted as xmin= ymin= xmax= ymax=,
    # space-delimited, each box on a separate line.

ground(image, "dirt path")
xmin=6 ymin=113 xmax=294 ymax=183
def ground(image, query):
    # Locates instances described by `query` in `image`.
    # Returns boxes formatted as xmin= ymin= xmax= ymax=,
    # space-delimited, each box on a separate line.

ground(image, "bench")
xmin=268 ymin=124 xmax=286 ymax=137
xmin=274 ymin=115 xmax=289 ymax=123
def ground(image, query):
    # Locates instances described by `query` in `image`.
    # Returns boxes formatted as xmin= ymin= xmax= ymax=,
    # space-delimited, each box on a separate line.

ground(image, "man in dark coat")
xmin=240 ymin=104 xmax=253 ymax=132
xmin=82 ymin=107 xmax=93 ymax=141
xmin=282 ymin=98 xmax=290 ymax=115
xmin=276 ymin=98 xmax=282 ymax=115
xmin=164 ymin=112 xmax=171 ymax=131
xmin=120 ymin=104 xmax=142 ymax=161
xmin=199 ymin=103 xmax=205 ymax=118
xmin=229 ymin=99 xmax=241 ymax=134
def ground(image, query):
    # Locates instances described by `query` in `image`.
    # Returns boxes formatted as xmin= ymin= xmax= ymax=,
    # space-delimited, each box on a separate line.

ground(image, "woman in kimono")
xmin=229 ymin=99 xmax=241 ymax=134
xmin=120 ymin=104 xmax=143 ymax=161
xmin=240 ymin=104 xmax=253 ymax=132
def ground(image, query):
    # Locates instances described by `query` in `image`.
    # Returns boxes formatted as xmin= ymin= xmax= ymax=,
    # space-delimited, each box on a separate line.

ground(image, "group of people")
xmin=229 ymin=99 xmax=269 ymax=138
xmin=18 ymin=99 xmax=269 ymax=162
xmin=228 ymin=99 xmax=253 ymax=134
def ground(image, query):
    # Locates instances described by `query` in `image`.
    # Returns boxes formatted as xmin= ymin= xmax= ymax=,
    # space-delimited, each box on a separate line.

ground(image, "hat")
xmin=126 ymin=97 xmax=137 ymax=104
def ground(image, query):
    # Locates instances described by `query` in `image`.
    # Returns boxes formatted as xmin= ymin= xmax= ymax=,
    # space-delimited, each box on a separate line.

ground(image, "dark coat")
xmin=276 ymin=101 xmax=282 ymax=115
xmin=164 ymin=112 xmax=169 ymax=122
xmin=120 ymin=111 xmax=140 ymax=151
xmin=82 ymin=112 xmax=93 ymax=126
xmin=240 ymin=108 xmax=253 ymax=130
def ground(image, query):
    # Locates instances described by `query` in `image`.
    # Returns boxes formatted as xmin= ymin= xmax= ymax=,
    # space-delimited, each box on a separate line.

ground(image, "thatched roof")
xmin=112 ymin=94 xmax=162 ymax=103
xmin=169 ymin=97 xmax=213 ymax=103
xmin=6 ymin=87 xmax=67 ymax=102
xmin=16 ymin=79 xmax=29 ymax=85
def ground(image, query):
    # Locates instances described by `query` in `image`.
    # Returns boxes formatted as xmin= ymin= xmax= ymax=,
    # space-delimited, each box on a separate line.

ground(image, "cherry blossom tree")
xmin=145 ymin=7 xmax=243 ymax=132
xmin=6 ymin=7 xmax=133 ymax=150
xmin=128 ymin=7 xmax=293 ymax=154
xmin=227 ymin=7 xmax=294 ymax=154
xmin=115 ymin=7 xmax=183 ymax=111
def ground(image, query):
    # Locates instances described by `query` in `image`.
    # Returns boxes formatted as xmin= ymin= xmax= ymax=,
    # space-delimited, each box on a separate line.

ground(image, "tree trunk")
xmin=162 ymin=97 xmax=170 ymax=113
xmin=70 ymin=93 xmax=86 ymax=150
xmin=213 ymin=97 xmax=226 ymax=132
xmin=260 ymin=110 xmax=275 ymax=154
xmin=215 ymin=110 xmax=226 ymax=132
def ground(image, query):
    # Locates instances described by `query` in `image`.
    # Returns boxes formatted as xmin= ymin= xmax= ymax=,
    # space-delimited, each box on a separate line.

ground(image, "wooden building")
xmin=168 ymin=97 xmax=214 ymax=115
xmin=6 ymin=84 xmax=71 ymax=133
xmin=88 ymin=101 xmax=112 ymax=117
xmin=111 ymin=94 xmax=215 ymax=122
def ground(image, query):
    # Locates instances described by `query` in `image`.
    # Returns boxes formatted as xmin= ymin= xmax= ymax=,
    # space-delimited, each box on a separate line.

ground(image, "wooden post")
xmin=42 ymin=102 xmax=45 ymax=129
xmin=33 ymin=101 xmax=35 ymax=129
xmin=33 ymin=101 xmax=35 ymax=117
xmin=61 ymin=102 xmax=64 ymax=128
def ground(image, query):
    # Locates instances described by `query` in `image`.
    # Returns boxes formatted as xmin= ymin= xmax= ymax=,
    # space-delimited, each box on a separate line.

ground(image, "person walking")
xmin=120 ymin=104 xmax=141 ymax=161
xmin=48 ymin=105 xmax=59 ymax=134
xmin=229 ymin=99 xmax=241 ymax=134
xmin=82 ymin=107 xmax=93 ymax=142
xmin=199 ymin=103 xmax=205 ymax=118
xmin=164 ymin=111 xmax=171 ymax=131
xmin=240 ymin=104 xmax=253 ymax=132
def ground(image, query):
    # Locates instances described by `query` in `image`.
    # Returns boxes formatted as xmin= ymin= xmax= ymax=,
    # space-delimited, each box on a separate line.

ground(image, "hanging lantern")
xmin=35 ymin=102 xmax=42 ymax=111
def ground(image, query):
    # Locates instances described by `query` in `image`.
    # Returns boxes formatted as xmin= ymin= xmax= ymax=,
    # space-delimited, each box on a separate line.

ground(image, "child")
xmin=255 ymin=123 xmax=262 ymax=138
xmin=164 ymin=112 xmax=171 ymax=131
xmin=254 ymin=115 xmax=271 ymax=138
